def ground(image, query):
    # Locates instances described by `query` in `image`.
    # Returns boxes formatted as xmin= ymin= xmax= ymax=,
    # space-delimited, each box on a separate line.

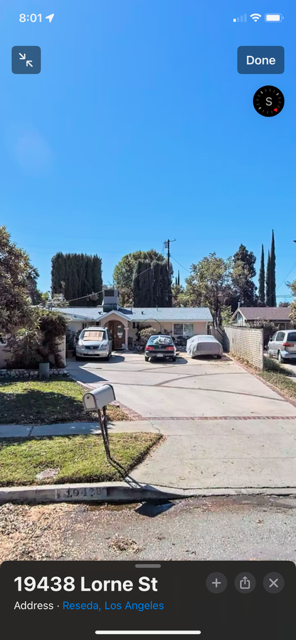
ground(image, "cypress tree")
xmin=51 ymin=253 xmax=102 ymax=306
xmin=161 ymin=261 xmax=172 ymax=307
xmin=258 ymin=245 xmax=265 ymax=304
xmin=152 ymin=261 xmax=162 ymax=306
xmin=133 ymin=261 xmax=150 ymax=306
xmin=270 ymin=229 xmax=276 ymax=306
xmin=266 ymin=251 xmax=271 ymax=306
xmin=92 ymin=255 xmax=103 ymax=304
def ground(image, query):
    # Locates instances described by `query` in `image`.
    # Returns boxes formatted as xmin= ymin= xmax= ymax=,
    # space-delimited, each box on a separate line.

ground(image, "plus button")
xmin=212 ymin=579 xmax=222 ymax=588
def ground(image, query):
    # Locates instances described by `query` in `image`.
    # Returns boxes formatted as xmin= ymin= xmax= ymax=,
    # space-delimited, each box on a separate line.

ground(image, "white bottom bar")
xmin=95 ymin=633 xmax=201 ymax=636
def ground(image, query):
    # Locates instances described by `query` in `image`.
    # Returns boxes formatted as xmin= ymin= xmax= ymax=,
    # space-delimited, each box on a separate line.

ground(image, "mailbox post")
xmin=82 ymin=384 xmax=140 ymax=486
xmin=83 ymin=385 xmax=116 ymax=461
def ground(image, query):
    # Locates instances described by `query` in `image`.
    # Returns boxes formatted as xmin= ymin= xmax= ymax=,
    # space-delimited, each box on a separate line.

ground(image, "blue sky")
xmin=0 ymin=0 xmax=295 ymax=300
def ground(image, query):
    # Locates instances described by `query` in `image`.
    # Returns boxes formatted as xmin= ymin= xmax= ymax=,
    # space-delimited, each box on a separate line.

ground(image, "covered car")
xmin=186 ymin=335 xmax=223 ymax=359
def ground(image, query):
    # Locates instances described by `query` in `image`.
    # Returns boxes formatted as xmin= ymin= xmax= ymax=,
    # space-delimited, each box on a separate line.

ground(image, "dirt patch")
xmin=108 ymin=534 xmax=142 ymax=554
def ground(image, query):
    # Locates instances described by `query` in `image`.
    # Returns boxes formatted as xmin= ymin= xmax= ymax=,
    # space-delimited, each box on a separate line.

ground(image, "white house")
xmin=54 ymin=289 xmax=213 ymax=350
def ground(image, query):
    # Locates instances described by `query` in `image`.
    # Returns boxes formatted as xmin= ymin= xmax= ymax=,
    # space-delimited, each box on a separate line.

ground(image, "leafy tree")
xmin=288 ymin=279 xmax=296 ymax=326
xmin=221 ymin=306 xmax=234 ymax=325
xmin=231 ymin=244 xmax=257 ymax=307
xmin=113 ymin=250 xmax=164 ymax=306
xmin=0 ymin=226 xmax=37 ymax=335
xmin=172 ymin=281 xmax=185 ymax=307
xmin=185 ymin=253 xmax=232 ymax=326
xmin=287 ymin=279 xmax=296 ymax=297
xmin=51 ymin=253 xmax=102 ymax=306
xmin=258 ymin=245 xmax=265 ymax=305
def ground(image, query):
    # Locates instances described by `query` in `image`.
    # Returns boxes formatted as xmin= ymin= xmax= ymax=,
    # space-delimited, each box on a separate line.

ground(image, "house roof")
xmin=234 ymin=307 xmax=291 ymax=322
xmin=52 ymin=306 xmax=213 ymax=323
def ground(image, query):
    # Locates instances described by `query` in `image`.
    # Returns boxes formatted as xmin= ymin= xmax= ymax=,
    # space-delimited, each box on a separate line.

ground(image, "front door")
xmin=108 ymin=321 xmax=125 ymax=350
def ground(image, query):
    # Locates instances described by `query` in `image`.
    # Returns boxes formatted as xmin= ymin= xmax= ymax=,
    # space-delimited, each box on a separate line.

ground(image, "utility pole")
xmin=164 ymin=239 xmax=176 ymax=307
xmin=164 ymin=238 xmax=176 ymax=272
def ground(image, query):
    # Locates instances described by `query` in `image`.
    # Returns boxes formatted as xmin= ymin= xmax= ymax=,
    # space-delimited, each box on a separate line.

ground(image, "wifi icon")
xmin=250 ymin=13 xmax=262 ymax=22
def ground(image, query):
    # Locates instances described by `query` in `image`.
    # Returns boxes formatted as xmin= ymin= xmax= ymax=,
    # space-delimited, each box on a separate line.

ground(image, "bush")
xmin=139 ymin=327 xmax=157 ymax=344
xmin=7 ymin=310 xmax=67 ymax=369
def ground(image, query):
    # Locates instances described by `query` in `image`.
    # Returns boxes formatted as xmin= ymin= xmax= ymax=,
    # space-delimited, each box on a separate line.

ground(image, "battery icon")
xmin=265 ymin=13 xmax=283 ymax=22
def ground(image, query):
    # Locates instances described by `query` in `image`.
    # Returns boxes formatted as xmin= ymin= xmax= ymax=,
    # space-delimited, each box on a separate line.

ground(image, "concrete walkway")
xmin=1 ymin=416 xmax=296 ymax=490
xmin=0 ymin=420 xmax=156 ymax=438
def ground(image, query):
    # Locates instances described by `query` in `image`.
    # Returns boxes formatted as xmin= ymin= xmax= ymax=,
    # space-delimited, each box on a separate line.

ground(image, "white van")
xmin=75 ymin=327 xmax=112 ymax=361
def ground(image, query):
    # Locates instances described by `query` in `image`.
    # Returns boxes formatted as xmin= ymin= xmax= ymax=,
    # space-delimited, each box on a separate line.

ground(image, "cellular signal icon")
xmin=250 ymin=13 xmax=262 ymax=22
xmin=233 ymin=14 xmax=247 ymax=22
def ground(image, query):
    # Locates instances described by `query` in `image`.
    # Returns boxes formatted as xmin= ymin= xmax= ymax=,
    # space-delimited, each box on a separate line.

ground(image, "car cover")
xmin=186 ymin=335 xmax=223 ymax=358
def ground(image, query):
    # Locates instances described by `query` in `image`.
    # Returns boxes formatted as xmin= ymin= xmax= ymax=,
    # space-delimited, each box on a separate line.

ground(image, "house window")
xmin=173 ymin=323 xmax=194 ymax=337
xmin=184 ymin=324 xmax=194 ymax=337
xmin=173 ymin=324 xmax=183 ymax=336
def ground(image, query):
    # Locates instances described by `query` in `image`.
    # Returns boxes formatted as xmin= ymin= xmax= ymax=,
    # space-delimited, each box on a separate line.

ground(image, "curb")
xmin=1 ymin=483 xmax=296 ymax=505
xmin=0 ymin=482 xmax=186 ymax=505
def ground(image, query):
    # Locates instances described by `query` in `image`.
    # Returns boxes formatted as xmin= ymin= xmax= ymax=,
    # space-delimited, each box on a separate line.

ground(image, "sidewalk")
xmin=0 ymin=420 xmax=157 ymax=438
xmin=1 ymin=417 xmax=296 ymax=490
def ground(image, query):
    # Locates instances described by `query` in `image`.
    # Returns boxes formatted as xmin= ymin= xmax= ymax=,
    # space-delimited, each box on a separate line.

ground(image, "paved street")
xmin=1 ymin=496 xmax=296 ymax=561
xmin=67 ymin=353 xmax=296 ymax=490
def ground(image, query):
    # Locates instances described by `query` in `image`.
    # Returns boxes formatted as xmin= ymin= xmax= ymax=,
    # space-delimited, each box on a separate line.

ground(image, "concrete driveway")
xmin=68 ymin=353 xmax=296 ymax=419
xmin=67 ymin=353 xmax=296 ymax=490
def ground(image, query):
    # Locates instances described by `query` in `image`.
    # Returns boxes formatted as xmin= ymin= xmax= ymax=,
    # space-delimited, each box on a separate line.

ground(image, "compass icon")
xmin=253 ymin=86 xmax=284 ymax=117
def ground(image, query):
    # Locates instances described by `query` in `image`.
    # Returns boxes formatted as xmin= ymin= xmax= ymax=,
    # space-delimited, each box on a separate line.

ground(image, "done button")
xmin=238 ymin=46 xmax=284 ymax=74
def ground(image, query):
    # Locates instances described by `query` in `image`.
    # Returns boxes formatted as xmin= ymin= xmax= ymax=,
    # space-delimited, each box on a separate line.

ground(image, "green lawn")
xmin=0 ymin=433 xmax=161 ymax=486
xmin=0 ymin=377 xmax=128 ymax=425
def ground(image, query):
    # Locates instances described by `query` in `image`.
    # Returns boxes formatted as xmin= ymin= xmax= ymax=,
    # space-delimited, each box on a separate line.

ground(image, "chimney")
xmin=102 ymin=288 xmax=120 ymax=312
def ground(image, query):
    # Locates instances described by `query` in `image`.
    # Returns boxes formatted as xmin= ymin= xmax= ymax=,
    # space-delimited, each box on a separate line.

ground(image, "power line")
xmin=170 ymin=254 xmax=191 ymax=274
xmin=55 ymin=263 xmax=159 ymax=305
xmin=265 ymin=260 xmax=296 ymax=304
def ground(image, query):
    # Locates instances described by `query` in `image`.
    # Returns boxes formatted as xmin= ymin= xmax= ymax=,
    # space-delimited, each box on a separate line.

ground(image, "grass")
xmin=232 ymin=353 xmax=296 ymax=403
xmin=260 ymin=366 xmax=296 ymax=402
xmin=0 ymin=377 xmax=128 ymax=425
xmin=0 ymin=433 xmax=161 ymax=486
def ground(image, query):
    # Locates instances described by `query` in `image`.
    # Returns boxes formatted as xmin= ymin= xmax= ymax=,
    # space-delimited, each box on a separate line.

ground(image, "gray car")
xmin=75 ymin=327 xmax=112 ymax=361
xmin=267 ymin=330 xmax=296 ymax=363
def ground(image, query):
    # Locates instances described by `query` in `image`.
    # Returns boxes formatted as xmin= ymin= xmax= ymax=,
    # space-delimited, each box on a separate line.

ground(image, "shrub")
xmin=139 ymin=327 xmax=158 ymax=344
xmin=7 ymin=310 xmax=67 ymax=369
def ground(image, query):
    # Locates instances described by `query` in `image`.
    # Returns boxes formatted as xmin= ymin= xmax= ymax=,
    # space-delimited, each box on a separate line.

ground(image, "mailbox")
xmin=83 ymin=384 xmax=116 ymax=411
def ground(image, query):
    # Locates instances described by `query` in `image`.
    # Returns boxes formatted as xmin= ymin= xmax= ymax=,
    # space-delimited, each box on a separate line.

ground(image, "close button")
xmin=237 ymin=46 xmax=284 ymax=74
xmin=263 ymin=573 xmax=285 ymax=593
